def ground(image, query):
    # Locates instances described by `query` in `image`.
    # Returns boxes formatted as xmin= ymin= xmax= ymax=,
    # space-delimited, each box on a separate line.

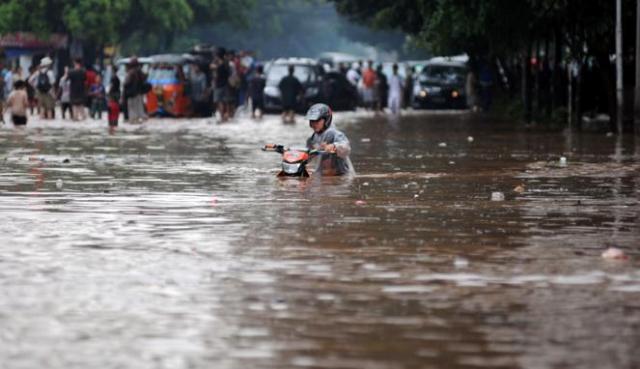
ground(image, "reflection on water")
xmin=0 ymin=112 xmax=639 ymax=369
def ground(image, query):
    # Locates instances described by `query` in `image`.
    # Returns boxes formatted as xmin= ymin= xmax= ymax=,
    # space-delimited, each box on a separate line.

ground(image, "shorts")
xmin=70 ymin=95 xmax=86 ymax=106
xmin=224 ymin=87 xmax=237 ymax=104
xmin=37 ymin=92 xmax=55 ymax=110
xmin=362 ymin=88 xmax=375 ymax=103
xmin=12 ymin=114 xmax=27 ymax=125
xmin=251 ymin=96 xmax=264 ymax=112
xmin=281 ymin=97 xmax=297 ymax=111
xmin=214 ymin=87 xmax=227 ymax=103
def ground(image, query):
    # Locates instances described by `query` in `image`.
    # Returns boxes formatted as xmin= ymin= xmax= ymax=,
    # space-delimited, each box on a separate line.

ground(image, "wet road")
xmin=0 ymin=112 xmax=639 ymax=369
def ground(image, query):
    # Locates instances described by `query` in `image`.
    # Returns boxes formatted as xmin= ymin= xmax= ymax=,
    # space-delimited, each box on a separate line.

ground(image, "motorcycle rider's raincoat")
xmin=306 ymin=126 xmax=355 ymax=176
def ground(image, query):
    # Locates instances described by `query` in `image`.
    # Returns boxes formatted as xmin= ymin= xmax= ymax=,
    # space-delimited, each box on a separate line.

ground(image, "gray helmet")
xmin=305 ymin=103 xmax=332 ymax=131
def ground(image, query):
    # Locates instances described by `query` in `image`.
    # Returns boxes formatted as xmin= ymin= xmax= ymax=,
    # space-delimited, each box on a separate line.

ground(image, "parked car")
xmin=412 ymin=61 xmax=468 ymax=109
xmin=319 ymin=71 xmax=358 ymax=111
xmin=113 ymin=56 xmax=152 ymax=90
xmin=263 ymin=58 xmax=324 ymax=112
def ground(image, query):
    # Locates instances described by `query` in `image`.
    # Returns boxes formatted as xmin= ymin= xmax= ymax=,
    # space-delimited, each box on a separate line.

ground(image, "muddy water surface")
xmin=0 ymin=112 xmax=639 ymax=369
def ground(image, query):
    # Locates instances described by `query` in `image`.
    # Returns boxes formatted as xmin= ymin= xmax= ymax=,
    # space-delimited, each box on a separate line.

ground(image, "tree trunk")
xmin=576 ymin=61 xmax=584 ymax=131
xmin=616 ymin=0 xmax=624 ymax=134
xmin=522 ymin=46 xmax=532 ymax=124
xmin=597 ymin=54 xmax=617 ymax=132
xmin=544 ymin=38 xmax=552 ymax=117
xmin=634 ymin=0 xmax=640 ymax=131
xmin=552 ymin=28 xmax=564 ymax=111
xmin=568 ymin=62 xmax=573 ymax=129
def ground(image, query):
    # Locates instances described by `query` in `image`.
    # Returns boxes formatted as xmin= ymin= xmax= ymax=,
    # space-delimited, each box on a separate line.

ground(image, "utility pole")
xmin=635 ymin=0 xmax=640 ymax=131
xmin=616 ymin=0 xmax=624 ymax=134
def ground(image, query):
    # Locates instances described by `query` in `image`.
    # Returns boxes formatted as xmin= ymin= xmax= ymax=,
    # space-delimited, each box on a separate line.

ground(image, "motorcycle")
xmin=262 ymin=144 xmax=325 ymax=177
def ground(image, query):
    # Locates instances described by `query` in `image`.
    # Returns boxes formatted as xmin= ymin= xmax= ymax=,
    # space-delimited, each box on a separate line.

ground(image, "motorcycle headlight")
xmin=282 ymin=162 xmax=301 ymax=174
xmin=264 ymin=86 xmax=280 ymax=98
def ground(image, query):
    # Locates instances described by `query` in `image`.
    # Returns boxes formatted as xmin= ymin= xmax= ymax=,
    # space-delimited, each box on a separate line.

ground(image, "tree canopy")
xmin=329 ymin=0 xmax=636 ymax=61
xmin=0 ymin=0 xmax=253 ymax=48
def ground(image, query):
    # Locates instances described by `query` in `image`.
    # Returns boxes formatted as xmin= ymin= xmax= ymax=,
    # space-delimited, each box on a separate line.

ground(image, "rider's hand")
xmin=322 ymin=143 xmax=337 ymax=153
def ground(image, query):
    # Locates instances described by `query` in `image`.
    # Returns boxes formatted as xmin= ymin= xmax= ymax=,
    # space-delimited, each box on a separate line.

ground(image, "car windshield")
xmin=420 ymin=64 xmax=466 ymax=84
xmin=267 ymin=64 xmax=313 ymax=85
xmin=148 ymin=66 xmax=186 ymax=83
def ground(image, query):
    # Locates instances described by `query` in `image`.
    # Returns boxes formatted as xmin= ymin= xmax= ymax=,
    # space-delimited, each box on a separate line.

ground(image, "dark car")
xmin=412 ymin=62 xmax=468 ymax=109
xmin=263 ymin=58 xmax=324 ymax=112
xmin=320 ymin=71 xmax=358 ymax=111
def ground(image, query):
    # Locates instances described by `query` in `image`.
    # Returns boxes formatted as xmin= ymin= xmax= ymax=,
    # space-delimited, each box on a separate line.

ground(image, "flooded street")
xmin=1 ymin=111 xmax=639 ymax=369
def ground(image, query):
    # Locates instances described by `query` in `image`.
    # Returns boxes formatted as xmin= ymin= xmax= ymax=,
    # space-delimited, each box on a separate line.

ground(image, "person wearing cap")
xmin=305 ymin=103 xmax=354 ymax=176
xmin=29 ymin=56 xmax=56 ymax=119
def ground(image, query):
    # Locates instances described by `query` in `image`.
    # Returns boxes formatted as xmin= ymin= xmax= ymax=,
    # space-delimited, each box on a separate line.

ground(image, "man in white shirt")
xmin=346 ymin=62 xmax=360 ymax=87
xmin=387 ymin=63 xmax=404 ymax=115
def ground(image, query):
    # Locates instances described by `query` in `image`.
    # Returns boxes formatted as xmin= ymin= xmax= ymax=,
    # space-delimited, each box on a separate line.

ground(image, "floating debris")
xmin=438 ymin=142 xmax=447 ymax=148
xmin=601 ymin=247 xmax=629 ymax=260
xmin=361 ymin=138 xmax=371 ymax=143
xmin=559 ymin=156 xmax=567 ymax=167
xmin=513 ymin=184 xmax=525 ymax=193
xmin=354 ymin=200 xmax=367 ymax=206
xmin=454 ymin=257 xmax=469 ymax=268
xmin=467 ymin=136 xmax=474 ymax=143
xmin=55 ymin=179 xmax=63 ymax=189
xmin=490 ymin=192 xmax=505 ymax=201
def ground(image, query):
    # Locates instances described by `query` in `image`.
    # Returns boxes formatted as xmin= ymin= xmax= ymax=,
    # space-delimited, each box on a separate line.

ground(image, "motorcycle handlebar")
xmin=262 ymin=144 xmax=285 ymax=153
xmin=261 ymin=145 xmax=333 ymax=156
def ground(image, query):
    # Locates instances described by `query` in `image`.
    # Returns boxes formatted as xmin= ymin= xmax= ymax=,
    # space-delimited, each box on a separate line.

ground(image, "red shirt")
xmin=85 ymin=69 xmax=97 ymax=89
xmin=362 ymin=68 xmax=376 ymax=88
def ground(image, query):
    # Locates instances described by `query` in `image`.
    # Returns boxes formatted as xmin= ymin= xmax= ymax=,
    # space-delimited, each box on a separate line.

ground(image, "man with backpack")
xmin=29 ymin=56 xmax=56 ymax=119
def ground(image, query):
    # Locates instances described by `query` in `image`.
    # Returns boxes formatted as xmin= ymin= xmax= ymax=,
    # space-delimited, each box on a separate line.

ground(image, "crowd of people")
xmin=339 ymin=60 xmax=412 ymax=115
xmin=0 ymin=56 xmax=142 ymax=127
xmin=0 ymin=49 xmax=436 ymax=128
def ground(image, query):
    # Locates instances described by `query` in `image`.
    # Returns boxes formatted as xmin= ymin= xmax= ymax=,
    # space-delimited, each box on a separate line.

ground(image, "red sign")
xmin=0 ymin=32 xmax=68 ymax=49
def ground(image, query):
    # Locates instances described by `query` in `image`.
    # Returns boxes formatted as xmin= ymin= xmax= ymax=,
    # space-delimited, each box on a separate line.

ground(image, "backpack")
xmin=36 ymin=72 xmax=51 ymax=93
xmin=228 ymin=73 xmax=241 ymax=89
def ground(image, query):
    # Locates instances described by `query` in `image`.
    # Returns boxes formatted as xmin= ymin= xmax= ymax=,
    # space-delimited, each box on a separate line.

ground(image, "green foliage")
xmin=63 ymin=0 xmax=129 ymax=44
xmin=0 ymin=0 xmax=253 ymax=50
xmin=0 ymin=0 xmax=51 ymax=35
xmin=329 ymin=0 xmax=635 ymax=60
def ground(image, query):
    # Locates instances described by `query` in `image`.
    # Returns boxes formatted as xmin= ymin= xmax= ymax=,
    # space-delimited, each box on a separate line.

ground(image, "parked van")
xmin=145 ymin=54 xmax=195 ymax=117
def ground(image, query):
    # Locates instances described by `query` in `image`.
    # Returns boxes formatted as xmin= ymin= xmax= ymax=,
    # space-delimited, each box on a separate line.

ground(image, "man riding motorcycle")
xmin=305 ymin=103 xmax=354 ymax=176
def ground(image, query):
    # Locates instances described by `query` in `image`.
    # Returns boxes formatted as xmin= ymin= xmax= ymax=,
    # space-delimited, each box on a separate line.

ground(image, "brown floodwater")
xmin=0 ymin=111 xmax=638 ymax=369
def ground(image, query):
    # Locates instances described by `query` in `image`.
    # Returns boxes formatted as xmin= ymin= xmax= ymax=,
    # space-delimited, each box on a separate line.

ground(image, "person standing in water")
xmin=387 ymin=63 xmax=404 ymax=115
xmin=278 ymin=65 xmax=303 ymax=123
xmin=6 ymin=80 xmax=29 ymax=126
